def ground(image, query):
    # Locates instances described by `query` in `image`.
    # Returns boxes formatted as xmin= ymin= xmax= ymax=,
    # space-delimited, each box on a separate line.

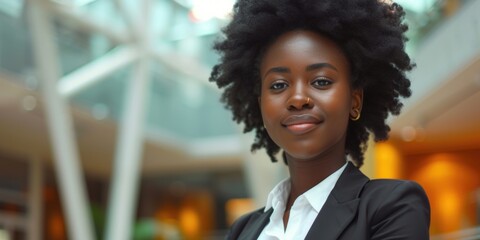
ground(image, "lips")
xmin=281 ymin=114 xmax=323 ymax=135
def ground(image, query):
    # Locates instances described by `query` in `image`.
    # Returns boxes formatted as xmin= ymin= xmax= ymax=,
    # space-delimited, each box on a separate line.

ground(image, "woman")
xmin=209 ymin=0 xmax=430 ymax=239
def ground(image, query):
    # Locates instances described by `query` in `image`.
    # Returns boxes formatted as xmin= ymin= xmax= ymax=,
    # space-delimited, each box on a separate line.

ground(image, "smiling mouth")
xmin=281 ymin=114 xmax=322 ymax=135
xmin=285 ymin=123 xmax=318 ymax=135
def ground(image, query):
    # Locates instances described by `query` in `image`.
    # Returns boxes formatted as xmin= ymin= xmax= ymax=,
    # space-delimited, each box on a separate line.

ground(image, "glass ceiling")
xmin=0 ymin=0 xmax=460 ymax=141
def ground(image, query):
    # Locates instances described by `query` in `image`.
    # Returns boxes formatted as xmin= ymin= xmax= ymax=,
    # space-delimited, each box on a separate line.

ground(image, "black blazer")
xmin=226 ymin=162 xmax=430 ymax=240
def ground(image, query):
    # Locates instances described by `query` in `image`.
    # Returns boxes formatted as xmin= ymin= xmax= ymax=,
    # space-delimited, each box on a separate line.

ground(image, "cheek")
xmin=260 ymin=97 xmax=276 ymax=126
xmin=331 ymin=94 xmax=353 ymax=132
xmin=323 ymin=87 xmax=353 ymax=114
xmin=259 ymin=95 xmax=284 ymax=143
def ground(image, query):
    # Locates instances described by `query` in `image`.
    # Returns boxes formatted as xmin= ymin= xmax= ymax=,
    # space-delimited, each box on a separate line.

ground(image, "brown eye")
xmin=270 ymin=81 xmax=288 ymax=90
xmin=312 ymin=78 xmax=332 ymax=88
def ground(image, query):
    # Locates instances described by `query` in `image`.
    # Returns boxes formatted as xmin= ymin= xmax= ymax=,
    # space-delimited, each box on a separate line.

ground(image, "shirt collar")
xmin=303 ymin=162 xmax=348 ymax=212
xmin=264 ymin=162 xmax=348 ymax=213
xmin=264 ymin=178 xmax=290 ymax=211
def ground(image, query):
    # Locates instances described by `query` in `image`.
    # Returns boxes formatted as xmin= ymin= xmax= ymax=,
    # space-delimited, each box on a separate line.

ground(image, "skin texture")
xmin=258 ymin=30 xmax=363 ymax=227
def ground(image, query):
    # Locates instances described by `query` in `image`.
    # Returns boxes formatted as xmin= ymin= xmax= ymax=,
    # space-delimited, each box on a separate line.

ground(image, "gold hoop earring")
xmin=350 ymin=109 xmax=361 ymax=121
xmin=306 ymin=97 xmax=310 ymax=105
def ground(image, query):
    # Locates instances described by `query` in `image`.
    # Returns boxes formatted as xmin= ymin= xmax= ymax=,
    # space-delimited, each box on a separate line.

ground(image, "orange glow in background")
xmin=225 ymin=198 xmax=254 ymax=226
xmin=374 ymin=142 xmax=403 ymax=179
xmin=374 ymin=143 xmax=480 ymax=235
xmin=409 ymin=153 xmax=480 ymax=233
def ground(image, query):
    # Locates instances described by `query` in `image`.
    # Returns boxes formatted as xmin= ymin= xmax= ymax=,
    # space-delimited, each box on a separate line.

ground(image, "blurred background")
xmin=0 ymin=0 xmax=479 ymax=239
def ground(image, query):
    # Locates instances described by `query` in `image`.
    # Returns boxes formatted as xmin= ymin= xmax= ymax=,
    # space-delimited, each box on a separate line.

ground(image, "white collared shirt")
xmin=258 ymin=163 xmax=347 ymax=240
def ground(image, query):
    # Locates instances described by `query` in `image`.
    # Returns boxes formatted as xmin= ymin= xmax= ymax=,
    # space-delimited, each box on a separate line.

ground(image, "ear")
xmin=350 ymin=88 xmax=363 ymax=115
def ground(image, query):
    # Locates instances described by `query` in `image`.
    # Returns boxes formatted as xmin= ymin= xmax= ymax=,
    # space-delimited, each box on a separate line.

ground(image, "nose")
xmin=286 ymin=84 xmax=313 ymax=111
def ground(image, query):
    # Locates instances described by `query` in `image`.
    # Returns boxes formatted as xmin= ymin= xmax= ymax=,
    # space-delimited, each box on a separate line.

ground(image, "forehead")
xmin=260 ymin=30 xmax=350 ymax=74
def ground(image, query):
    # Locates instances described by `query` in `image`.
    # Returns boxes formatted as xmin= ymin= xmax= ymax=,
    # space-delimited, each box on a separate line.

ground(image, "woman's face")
xmin=259 ymin=30 xmax=362 ymax=161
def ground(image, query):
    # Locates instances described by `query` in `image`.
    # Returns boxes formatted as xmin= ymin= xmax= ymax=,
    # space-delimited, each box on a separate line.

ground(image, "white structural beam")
xmin=104 ymin=0 xmax=152 ymax=237
xmin=104 ymin=56 xmax=150 ymax=240
xmin=113 ymin=0 xmax=139 ymax=38
xmin=27 ymin=157 xmax=43 ymax=240
xmin=26 ymin=1 xmax=95 ymax=240
xmin=45 ymin=1 xmax=130 ymax=44
xmin=151 ymin=49 xmax=218 ymax=91
xmin=59 ymin=46 xmax=139 ymax=97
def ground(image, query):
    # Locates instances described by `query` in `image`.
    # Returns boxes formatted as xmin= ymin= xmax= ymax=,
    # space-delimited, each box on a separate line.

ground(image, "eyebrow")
xmin=263 ymin=67 xmax=290 ymax=78
xmin=305 ymin=63 xmax=338 ymax=72
xmin=263 ymin=63 xmax=338 ymax=78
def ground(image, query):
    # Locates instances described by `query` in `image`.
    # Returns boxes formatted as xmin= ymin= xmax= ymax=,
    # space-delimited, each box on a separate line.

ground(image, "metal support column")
xmin=27 ymin=157 xmax=43 ymax=240
xmin=104 ymin=0 xmax=151 ymax=238
xmin=27 ymin=1 xmax=95 ymax=240
xmin=104 ymin=56 xmax=150 ymax=240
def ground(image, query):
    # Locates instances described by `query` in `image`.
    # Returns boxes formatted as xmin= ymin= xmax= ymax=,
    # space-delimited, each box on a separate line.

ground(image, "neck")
xmin=285 ymin=150 xmax=346 ymax=208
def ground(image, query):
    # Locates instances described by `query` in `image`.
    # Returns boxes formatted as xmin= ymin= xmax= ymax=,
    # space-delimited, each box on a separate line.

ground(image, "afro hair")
xmin=209 ymin=0 xmax=413 ymax=167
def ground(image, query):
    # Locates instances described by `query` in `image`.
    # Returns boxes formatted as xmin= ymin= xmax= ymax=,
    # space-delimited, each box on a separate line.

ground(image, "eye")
xmin=312 ymin=78 xmax=332 ymax=89
xmin=269 ymin=81 xmax=288 ymax=91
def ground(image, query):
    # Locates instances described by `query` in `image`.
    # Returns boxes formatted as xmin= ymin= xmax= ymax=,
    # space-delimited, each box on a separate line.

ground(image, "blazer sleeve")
xmin=225 ymin=212 xmax=253 ymax=240
xmin=225 ymin=208 xmax=265 ymax=240
xmin=368 ymin=180 xmax=430 ymax=240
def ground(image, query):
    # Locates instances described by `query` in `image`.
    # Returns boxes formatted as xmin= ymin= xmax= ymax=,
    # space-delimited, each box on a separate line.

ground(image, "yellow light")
xmin=437 ymin=190 xmax=462 ymax=232
xmin=225 ymin=198 xmax=254 ymax=226
xmin=411 ymin=153 xmax=480 ymax=233
xmin=374 ymin=143 xmax=402 ymax=178
xmin=179 ymin=207 xmax=200 ymax=237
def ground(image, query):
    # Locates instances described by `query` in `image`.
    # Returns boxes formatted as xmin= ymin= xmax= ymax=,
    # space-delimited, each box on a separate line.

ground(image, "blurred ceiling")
xmin=0 ymin=0 xmax=477 ymax=175
xmin=390 ymin=55 xmax=480 ymax=154
xmin=0 ymin=72 xmax=243 ymax=177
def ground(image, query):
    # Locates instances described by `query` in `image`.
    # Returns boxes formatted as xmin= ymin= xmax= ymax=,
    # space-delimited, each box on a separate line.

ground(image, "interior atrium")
xmin=0 ymin=0 xmax=479 ymax=239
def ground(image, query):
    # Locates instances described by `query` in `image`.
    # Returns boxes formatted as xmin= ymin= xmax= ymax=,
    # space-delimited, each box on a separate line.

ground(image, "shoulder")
xmin=361 ymin=179 xmax=429 ymax=203
xmin=363 ymin=179 xmax=428 ymax=197
xmin=232 ymin=207 xmax=265 ymax=227
xmin=359 ymin=179 xmax=431 ymax=239
xmin=225 ymin=208 xmax=266 ymax=239
xmin=361 ymin=179 xmax=430 ymax=216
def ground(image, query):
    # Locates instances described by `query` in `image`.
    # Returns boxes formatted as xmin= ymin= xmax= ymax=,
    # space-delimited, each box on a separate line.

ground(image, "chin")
xmin=284 ymin=149 xmax=323 ymax=161
xmin=283 ymin=142 xmax=343 ymax=162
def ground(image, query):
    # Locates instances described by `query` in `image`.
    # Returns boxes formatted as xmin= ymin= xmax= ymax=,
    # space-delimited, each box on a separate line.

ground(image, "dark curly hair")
xmin=209 ymin=0 xmax=413 ymax=167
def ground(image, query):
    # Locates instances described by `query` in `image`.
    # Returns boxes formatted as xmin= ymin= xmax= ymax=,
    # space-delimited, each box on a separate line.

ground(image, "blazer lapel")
xmin=305 ymin=162 xmax=369 ymax=240
xmin=238 ymin=208 xmax=273 ymax=240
